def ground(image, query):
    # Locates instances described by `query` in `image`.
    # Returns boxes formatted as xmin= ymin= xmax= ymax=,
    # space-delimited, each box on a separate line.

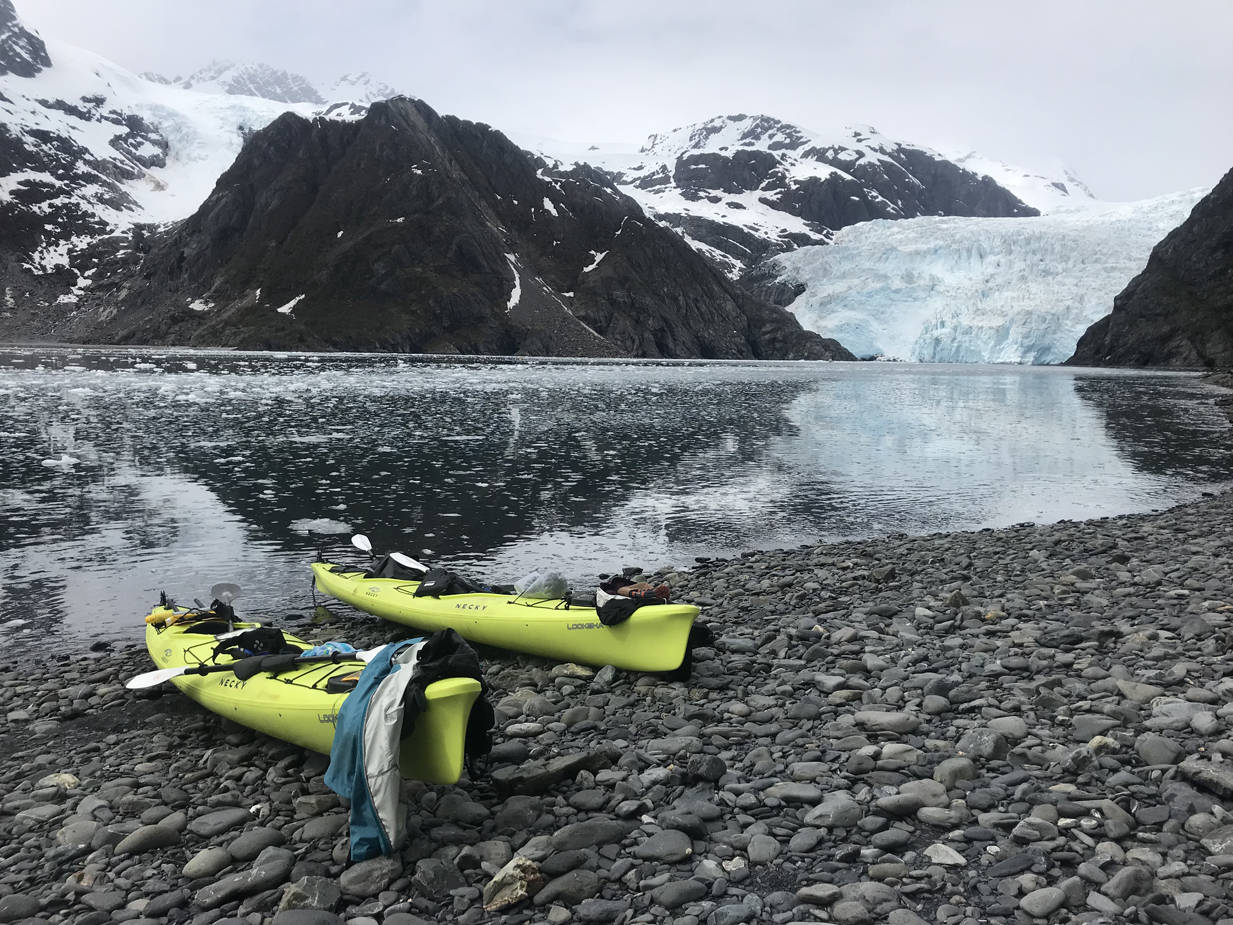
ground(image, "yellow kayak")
xmin=142 ymin=603 xmax=481 ymax=784
xmin=310 ymin=561 xmax=700 ymax=672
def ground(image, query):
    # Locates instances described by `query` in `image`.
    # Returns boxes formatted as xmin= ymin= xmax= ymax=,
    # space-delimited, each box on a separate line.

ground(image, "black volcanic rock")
xmin=1069 ymin=167 xmax=1233 ymax=367
xmin=0 ymin=0 xmax=50 ymax=78
xmin=78 ymin=99 xmax=851 ymax=360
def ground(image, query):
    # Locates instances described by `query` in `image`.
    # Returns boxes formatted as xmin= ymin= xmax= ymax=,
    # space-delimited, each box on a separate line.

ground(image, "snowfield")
xmin=773 ymin=190 xmax=1205 ymax=364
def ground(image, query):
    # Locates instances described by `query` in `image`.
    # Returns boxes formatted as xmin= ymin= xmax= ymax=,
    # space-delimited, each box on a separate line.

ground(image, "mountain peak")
xmin=548 ymin=112 xmax=1036 ymax=278
xmin=159 ymin=60 xmax=326 ymax=104
xmin=945 ymin=149 xmax=1096 ymax=213
xmin=0 ymin=0 xmax=51 ymax=78
xmin=644 ymin=113 xmax=810 ymax=158
xmin=141 ymin=61 xmax=403 ymax=107
xmin=328 ymin=71 xmax=400 ymax=104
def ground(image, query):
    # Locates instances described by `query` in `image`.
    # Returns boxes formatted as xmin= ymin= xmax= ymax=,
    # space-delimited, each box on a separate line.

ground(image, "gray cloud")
xmin=18 ymin=0 xmax=1233 ymax=199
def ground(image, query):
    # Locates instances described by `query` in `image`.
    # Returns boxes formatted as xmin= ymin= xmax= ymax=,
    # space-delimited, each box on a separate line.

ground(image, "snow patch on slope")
xmin=945 ymin=150 xmax=1097 ymax=214
xmin=774 ymin=189 xmax=1205 ymax=364
xmin=1 ymin=38 xmax=315 ymax=227
xmin=505 ymin=254 xmax=521 ymax=311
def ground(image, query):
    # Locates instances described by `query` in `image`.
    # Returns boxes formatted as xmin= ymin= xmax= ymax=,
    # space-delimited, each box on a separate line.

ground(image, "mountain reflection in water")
xmin=0 ymin=349 xmax=1229 ymax=645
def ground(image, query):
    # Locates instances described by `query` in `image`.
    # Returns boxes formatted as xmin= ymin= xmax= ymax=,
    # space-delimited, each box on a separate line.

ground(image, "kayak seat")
xmin=364 ymin=555 xmax=428 ymax=581
xmin=326 ymin=673 xmax=362 ymax=694
xmin=413 ymin=568 xmax=483 ymax=598
xmin=181 ymin=620 xmax=233 ymax=635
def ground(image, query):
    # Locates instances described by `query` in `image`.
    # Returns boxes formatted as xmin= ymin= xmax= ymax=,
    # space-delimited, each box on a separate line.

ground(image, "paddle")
xmin=210 ymin=582 xmax=242 ymax=632
xmin=391 ymin=551 xmax=430 ymax=572
xmin=125 ymin=645 xmax=385 ymax=690
xmin=350 ymin=534 xmax=429 ymax=572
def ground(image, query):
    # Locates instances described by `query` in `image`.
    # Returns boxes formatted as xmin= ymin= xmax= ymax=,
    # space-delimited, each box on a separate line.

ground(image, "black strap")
xmin=212 ymin=626 xmax=294 ymax=660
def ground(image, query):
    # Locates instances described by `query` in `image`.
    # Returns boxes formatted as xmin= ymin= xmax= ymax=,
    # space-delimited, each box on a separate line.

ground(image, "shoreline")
xmin=5 ymin=489 xmax=1233 ymax=924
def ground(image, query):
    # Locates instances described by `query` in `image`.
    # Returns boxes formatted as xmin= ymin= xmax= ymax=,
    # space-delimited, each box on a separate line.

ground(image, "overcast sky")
xmin=18 ymin=0 xmax=1233 ymax=201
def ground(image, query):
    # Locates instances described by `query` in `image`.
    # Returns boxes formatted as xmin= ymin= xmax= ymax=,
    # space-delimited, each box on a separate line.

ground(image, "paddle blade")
xmin=351 ymin=534 xmax=373 ymax=555
xmin=210 ymin=583 xmax=242 ymax=606
xmin=390 ymin=551 xmax=429 ymax=572
xmin=125 ymin=665 xmax=188 ymax=690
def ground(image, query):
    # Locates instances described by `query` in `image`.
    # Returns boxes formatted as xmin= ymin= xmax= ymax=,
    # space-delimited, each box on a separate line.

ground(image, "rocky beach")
xmin=5 ymin=486 xmax=1233 ymax=925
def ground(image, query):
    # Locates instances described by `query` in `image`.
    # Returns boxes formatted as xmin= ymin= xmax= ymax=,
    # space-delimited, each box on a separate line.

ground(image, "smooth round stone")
xmin=187 ymin=807 xmax=252 ymax=838
xmin=762 ymin=782 xmax=822 ymax=803
xmin=633 ymin=830 xmax=693 ymax=863
xmin=853 ymin=711 xmax=920 ymax=733
xmin=0 ymin=894 xmax=41 ymax=921
xmin=868 ymin=861 xmax=908 ymax=880
xmin=115 ymin=824 xmax=181 ymax=855
xmin=870 ymin=829 xmax=911 ymax=850
xmin=987 ymin=716 xmax=1029 ymax=740
xmin=747 ymin=834 xmax=780 ymax=864
xmin=1019 ymin=886 xmax=1066 ymax=917
xmin=933 ymin=757 xmax=977 ymax=788
xmin=56 ymin=819 xmax=101 ymax=847
xmin=227 ymin=826 xmax=285 ymax=861
xmin=340 ymin=857 xmax=403 ymax=897
xmin=183 ymin=846 xmax=233 ymax=880
xmin=649 ymin=878 xmax=707 ymax=910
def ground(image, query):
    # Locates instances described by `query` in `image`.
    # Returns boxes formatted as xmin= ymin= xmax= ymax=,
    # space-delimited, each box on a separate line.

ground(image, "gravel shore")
xmin=5 ymin=486 xmax=1233 ymax=925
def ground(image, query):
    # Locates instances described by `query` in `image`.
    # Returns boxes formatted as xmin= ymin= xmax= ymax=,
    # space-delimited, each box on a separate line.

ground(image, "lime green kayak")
xmin=143 ymin=604 xmax=481 ymax=784
xmin=310 ymin=561 xmax=699 ymax=672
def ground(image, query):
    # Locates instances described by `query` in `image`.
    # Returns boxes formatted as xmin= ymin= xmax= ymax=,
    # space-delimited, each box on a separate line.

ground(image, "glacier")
xmin=772 ymin=191 xmax=1206 ymax=364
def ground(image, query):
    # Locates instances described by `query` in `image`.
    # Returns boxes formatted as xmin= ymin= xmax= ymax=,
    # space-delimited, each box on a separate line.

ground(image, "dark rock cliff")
xmin=76 ymin=99 xmax=851 ymax=359
xmin=0 ymin=0 xmax=49 ymax=78
xmin=1068 ymin=168 xmax=1233 ymax=367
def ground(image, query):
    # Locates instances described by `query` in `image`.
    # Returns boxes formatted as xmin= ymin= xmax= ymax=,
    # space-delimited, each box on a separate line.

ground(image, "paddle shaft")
xmin=126 ymin=647 xmax=382 ymax=689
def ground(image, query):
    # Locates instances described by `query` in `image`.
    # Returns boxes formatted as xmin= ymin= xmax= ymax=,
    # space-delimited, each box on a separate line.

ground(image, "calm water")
xmin=1 ymin=347 xmax=1230 ymax=646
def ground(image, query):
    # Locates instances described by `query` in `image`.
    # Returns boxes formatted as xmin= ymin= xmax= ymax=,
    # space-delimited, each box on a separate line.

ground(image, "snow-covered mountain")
xmin=0 ymin=0 xmax=47 ymax=78
xmin=143 ymin=61 xmax=325 ymax=104
xmin=525 ymin=114 xmax=1038 ymax=278
xmin=944 ymin=150 xmax=1096 ymax=214
xmin=526 ymin=117 xmax=1196 ymax=365
xmin=0 ymin=34 xmax=313 ymax=287
xmin=772 ymin=190 xmax=1206 ymax=363
xmin=142 ymin=62 xmax=400 ymax=106
xmin=0 ymin=0 xmax=405 ymax=317
xmin=327 ymin=72 xmax=400 ymax=105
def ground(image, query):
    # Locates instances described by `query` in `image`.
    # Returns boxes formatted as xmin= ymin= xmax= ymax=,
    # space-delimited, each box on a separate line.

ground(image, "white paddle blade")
xmin=390 ymin=551 xmax=429 ymax=572
xmin=351 ymin=534 xmax=373 ymax=554
xmin=125 ymin=665 xmax=189 ymax=689
xmin=209 ymin=582 xmax=242 ymax=605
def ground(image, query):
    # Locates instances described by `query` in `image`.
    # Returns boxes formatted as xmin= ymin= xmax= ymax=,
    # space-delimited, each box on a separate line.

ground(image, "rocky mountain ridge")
xmin=72 ymin=99 xmax=850 ymax=360
xmin=1068 ymin=167 xmax=1233 ymax=368
xmin=141 ymin=61 xmax=401 ymax=107
xmin=531 ymin=115 xmax=1043 ymax=280
xmin=0 ymin=0 xmax=46 ymax=77
xmin=4 ymin=0 xmax=1169 ymax=363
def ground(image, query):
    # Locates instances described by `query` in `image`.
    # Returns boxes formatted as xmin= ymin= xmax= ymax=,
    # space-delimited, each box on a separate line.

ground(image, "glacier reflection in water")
xmin=0 ymin=348 xmax=1229 ymax=647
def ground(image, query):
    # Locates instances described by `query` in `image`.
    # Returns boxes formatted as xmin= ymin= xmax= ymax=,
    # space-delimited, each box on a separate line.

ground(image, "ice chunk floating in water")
xmin=290 ymin=518 xmax=352 ymax=534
